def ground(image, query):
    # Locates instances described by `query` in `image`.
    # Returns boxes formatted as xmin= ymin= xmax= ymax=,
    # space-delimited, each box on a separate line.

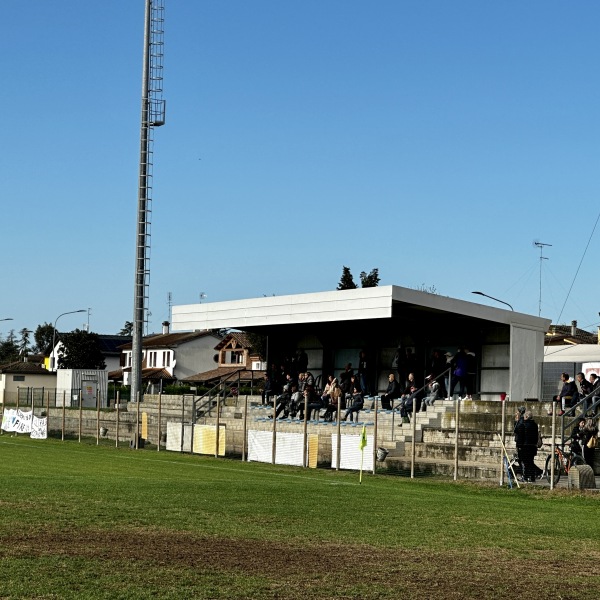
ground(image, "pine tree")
xmin=337 ymin=266 xmax=357 ymax=290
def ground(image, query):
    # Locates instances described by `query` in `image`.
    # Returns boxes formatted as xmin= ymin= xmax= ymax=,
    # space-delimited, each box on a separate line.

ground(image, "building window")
xmin=222 ymin=350 xmax=244 ymax=365
xmin=163 ymin=351 xmax=171 ymax=367
xmin=13 ymin=375 xmax=25 ymax=382
xmin=148 ymin=351 xmax=157 ymax=368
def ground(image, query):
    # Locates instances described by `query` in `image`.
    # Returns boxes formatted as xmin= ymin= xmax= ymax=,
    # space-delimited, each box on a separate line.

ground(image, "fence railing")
xmin=3 ymin=388 xmax=597 ymax=489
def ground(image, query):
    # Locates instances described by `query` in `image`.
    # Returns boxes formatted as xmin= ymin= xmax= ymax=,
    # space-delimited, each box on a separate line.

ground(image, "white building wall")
xmin=510 ymin=325 xmax=545 ymax=401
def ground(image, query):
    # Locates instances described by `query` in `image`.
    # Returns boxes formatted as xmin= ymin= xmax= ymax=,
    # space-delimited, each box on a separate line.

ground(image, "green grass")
xmin=1 ymin=434 xmax=599 ymax=599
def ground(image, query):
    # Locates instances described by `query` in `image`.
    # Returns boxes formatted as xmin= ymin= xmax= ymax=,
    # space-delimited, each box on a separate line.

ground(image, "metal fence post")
xmin=336 ymin=401 xmax=341 ymax=471
xmin=410 ymin=400 xmax=416 ymax=478
xmin=453 ymin=399 xmax=460 ymax=481
xmin=78 ymin=389 xmax=82 ymax=443
xmin=180 ymin=395 xmax=185 ymax=453
xmin=242 ymin=394 xmax=248 ymax=462
xmin=116 ymin=391 xmax=120 ymax=448
xmin=157 ymin=391 xmax=162 ymax=452
xmin=96 ymin=388 xmax=100 ymax=445
xmin=135 ymin=392 xmax=140 ymax=450
xmin=62 ymin=390 xmax=66 ymax=441
xmin=271 ymin=395 xmax=276 ymax=465
xmin=500 ymin=398 xmax=506 ymax=486
xmin=302 ymin=394 xmax=308 ymax=468
xmin=372 ymin=397 xmax=378 ymax=475
xmin=215 ymin=394 xmax=221 ymax=458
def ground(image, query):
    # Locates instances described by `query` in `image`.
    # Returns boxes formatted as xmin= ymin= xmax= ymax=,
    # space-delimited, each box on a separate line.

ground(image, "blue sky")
xmin=2 ymin=1 xmax=600 ymax=339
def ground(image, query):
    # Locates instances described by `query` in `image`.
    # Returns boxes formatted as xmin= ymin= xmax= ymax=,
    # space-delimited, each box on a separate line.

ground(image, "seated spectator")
xmin=275 ymin=385 xmax=293 ymax=419
xmin=304 ymin=387 xmax=324 ymax=421
xmin=297 ymin=372 xmax=307 ymax=392
xmin=570 ymin=417 xmax=587 ymax=457
xmin=380 ymin=373 xmax=400 ymax=410
xmin=421 ymin=376 xmax=441 ymax=410
xmin=261 ymin=374 xmax=274 ymax=406
xmin=304 ymin=371 xmax=315 ymax=389
xmin=288 ymin=386 xmax=303 ymax=418
xmin=552 ymin=372 xmax=578 ymax=415
xmin=399 ymin=385 xmax=422 ymax=422
xmin=321 ymin=375 xmax=337 ymax=403
xmin=344 ymin=387 xmax=364 ymax=423
xmin=323 ymin=386 xmax=342 ymax=422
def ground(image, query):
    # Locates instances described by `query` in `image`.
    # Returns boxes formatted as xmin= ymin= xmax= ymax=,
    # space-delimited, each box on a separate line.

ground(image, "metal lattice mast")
xmin=131 ymin=0 xmax=165 ymax=406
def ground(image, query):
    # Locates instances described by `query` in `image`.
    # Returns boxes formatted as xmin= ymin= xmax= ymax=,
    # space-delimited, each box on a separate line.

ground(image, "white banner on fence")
xmin=331 ymin=433 xmax=374 ymax=471
xmin=1 ymin=408 xmax=17 ymax=432
xmin=13 ymin=410 xmax=33 ymax=434
xmin=30 ymin=416 xmax=48 ymax=439
xmin=248 ymin=430 xmax=306 ymax=466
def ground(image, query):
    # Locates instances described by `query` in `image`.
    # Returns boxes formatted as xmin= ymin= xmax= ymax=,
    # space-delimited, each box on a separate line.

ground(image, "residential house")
xmin=113 ymin=322 xmax=222 ymax=392
xmin=183 ymin=331 xmax=266 ymax=386
xmin=0 ymin=361 xmax=56 ymax=405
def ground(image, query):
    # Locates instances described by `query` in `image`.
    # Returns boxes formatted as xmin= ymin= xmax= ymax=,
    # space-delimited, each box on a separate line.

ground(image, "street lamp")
xmin=0 ymin=318 xmax=13 ymax=322
xmin=51 ymin=309 xmax=87 ymax=370
xmin=471 ymin=291 xmax=514 ymax=311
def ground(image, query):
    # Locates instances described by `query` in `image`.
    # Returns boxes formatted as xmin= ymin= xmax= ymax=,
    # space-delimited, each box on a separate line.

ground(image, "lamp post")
xmin=471 ymin=291 xmax=514 ymax=311
xmin=51 ymin=310 xmax=86 ymax=371
xmin=0 ymin=318 xmax=13 ymax=322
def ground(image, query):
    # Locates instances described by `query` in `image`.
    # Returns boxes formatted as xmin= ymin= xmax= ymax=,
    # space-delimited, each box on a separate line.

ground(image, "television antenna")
xmin=533 ymin=241 xmax=552 ymax=317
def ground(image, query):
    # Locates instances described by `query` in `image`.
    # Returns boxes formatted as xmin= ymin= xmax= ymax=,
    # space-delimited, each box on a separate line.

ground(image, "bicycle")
xmin=544 ymin=441 xmax=585 ymax=485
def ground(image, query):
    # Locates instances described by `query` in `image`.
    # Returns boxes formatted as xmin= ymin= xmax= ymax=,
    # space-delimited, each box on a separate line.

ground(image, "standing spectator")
xmin=515 ymin=410 xmax=539 ymax=482
xmin=357 ymin=350 xmax=372 ymax=396
xmin=338 ymin=364 xmax=354 ymax=398
xmin=589 ymin=373 xmax=600 ymax=414
xmin=297 ymin=349 xmax=309 ymax=374
xmin=582 ymin=418 xmax=598 ymax=467
xmin=450 ymin=348 xmax=469 ymax=399
xmin=576 ymin=372 xmax=593 ymax=414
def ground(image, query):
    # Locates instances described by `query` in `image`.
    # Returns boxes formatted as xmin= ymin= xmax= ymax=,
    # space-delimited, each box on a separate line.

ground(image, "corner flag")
xmin=359 ymin=425 xmax=367 ymax=483
xmin=359 ymin=425 xmax=367 ymax=450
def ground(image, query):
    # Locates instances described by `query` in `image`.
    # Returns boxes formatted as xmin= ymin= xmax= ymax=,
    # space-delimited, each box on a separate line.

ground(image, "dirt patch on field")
xmin=1 ymin=528 xmax=598 ymax=599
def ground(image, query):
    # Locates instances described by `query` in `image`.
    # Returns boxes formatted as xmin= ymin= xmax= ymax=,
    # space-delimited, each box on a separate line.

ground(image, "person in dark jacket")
xmin=581 ymin=418 xmax=598 ymax=466
xmin=552 ymin=372 xmax=578 ymax=415
xmin=380 ymin=373 xmax=400 ymax=410
xmin=576 ymin=372 xmax=594 ymax=414
xmin=450 ymin=348 xmax=469 ymax=399
xmin=515 ymin=410 xmax=539 ymax=482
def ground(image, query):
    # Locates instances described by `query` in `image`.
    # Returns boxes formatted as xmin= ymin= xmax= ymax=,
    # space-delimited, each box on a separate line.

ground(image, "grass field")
xmin=1 ymin=435 xmax=599 ymax=599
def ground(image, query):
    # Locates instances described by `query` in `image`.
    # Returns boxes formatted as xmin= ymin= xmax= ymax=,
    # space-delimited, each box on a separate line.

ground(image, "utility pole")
xmin=534 ymin=241 xmax=551 ymax=317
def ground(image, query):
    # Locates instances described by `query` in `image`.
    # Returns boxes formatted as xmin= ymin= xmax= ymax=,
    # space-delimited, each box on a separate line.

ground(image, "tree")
xmin=0 ymin=330 xmax=19 ymax=364
xmin=57 ymin=329 xmax=106 ymax=370
xmin=118 ymin=321 xmax=133 ymax=336
xmin=246 ymin=332 xmax=267 ymax=360
xmin=18 ymin=328 xmax=32 ymax=357
xmin=360 ymin=268 xmax=380 ymax=288
xmin=337 ymin=266 xmax=357 ymax=290
xmin=34 ymin=322 xmax=56 ymax=355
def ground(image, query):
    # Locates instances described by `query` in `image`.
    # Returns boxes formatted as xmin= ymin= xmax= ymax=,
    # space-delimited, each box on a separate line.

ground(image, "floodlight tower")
xmin=131 ymin=0 xmax=166 ymax=406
